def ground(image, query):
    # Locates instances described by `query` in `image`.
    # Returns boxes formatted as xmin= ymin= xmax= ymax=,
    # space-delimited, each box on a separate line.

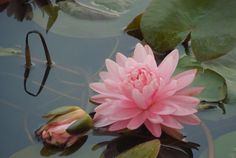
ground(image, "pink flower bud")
xmin=36 ymin=106 xmax=93 ymax=148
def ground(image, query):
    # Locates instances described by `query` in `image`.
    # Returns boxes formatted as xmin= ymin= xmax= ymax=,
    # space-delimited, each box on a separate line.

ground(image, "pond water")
xmin=0 ymin=1 xmax=236 ymax=158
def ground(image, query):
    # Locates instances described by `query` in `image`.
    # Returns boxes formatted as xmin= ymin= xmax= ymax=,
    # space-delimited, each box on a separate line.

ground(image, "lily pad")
xmin=33 ymin=0 xmax=151 ymax=38
xmin=124 ymin=14 xmax=143 ymax=41
xmin=203 ymin=47 xmax=236 ymax=103
xmin=199 ymin=130 xmax=236 ymax=158
xmin=0 ymin=47 xmax=22 ymax=56
xmin=117 ymin=139 xmax=160 ymax=158
xmin=176 ymin=56 xmax=227 ymax=102
xmin=140 ymin=0 xmax=236 ymax=61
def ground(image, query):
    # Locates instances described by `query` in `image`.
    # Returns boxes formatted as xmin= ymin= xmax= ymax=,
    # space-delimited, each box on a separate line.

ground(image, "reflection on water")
xmin=24 ymin=65 xmax=51 ymax=96
xmin=0 ymin=0 xmax=55 ymax=21
xmin=1 ymin=0 xmax=236 ymax=158
xmin=40 ymin=135 xmax=88 ymax=157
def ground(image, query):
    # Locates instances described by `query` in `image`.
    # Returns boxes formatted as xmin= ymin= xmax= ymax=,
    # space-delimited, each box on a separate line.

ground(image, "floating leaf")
xmin=203 ymin=47 xmax=236 ymax=103
xmin=141 ymin=0 xmax=236 ymax=61
xmin=192 ymin=69 xmax=227 ymax=102
xmin=124 ymin=14 xmax=143 ymax=41
xmin=117 ymin=139 xmax=160 ymax=158
xmin=176 ymin=56 xmax=227 ymax=102
xmin=0 ymin=47 xmax=22 ymax=56
xmin=199 ymin=130 xmax=236 ymax=158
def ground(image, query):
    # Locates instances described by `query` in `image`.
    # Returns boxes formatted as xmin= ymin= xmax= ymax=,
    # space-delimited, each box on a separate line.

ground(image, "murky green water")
xmin=1 ymin=1 xmax=236 ymax=158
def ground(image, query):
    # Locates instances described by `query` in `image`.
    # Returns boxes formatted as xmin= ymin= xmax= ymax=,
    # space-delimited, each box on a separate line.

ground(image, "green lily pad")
xmin=124 ymin=14 xmax=142 ymax=32
xmin=140 ymin=0 xmax=236 ymax=61
xmin=33 ymin=0 xmax=151 ymax=38
xmin=0 ymin=47 xmax=22 ymax=56
xmin=203 ymin=47 xmax=236 ymax=103
xmin=176 ymin=56 xmax=227 ymax=102
xmin=117 ymin=139 xmax=160 ymax=158
xmin=66 ymin=114 xmax=93 ymax=134
xmin=192 ymin=69 xmax=227 ymax=102
xmin=124 ymin=14 xmax=143 ymax=41
xmin=199 ymin=131 xmax=236 ymax=158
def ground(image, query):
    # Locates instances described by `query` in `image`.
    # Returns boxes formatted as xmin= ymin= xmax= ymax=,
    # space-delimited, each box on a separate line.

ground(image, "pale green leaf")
xmin=176 ymin=56 xmax=227 ymax=102
xmin=117 ymin=139 xmax=160 ymax=158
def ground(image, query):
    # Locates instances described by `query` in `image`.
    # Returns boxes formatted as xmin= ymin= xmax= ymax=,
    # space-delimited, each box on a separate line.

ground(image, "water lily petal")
xmin=168 ymin=95 xmax=200 ymax=107
xmin=127 ymin=112 xmax=147 ymax=129
xmin=105 ymin=59 xmax=121 ymax=80
xmin=109 ymin=108 xmax=142 ymax=121
xmin=133 ymin=43 xmax=147 ymax=62
xmin=116 ymin=52 xmax=127 ymax=67
xmin=109 ymin=120 xmax=130 ymax=131
xmin=150 ymin=102 xmax=176 ymax=115
xmin=132 ymin=88 xmax=148 ymax=109
xmin=174 ymin=69 xmax=197 ymax=91
xmin=90 ymin=82 xmax=107 ymax=94
xmin=161 ymin=115 xmax=183 ymax=129
xmin=148 ymin=112 xmax=163 ymax=123
xmin=99 ymin=71 xmax=110 ymax=81
xmin=144 ymin=120 xmax=161 ymax=137
xmin=175 ymin=115 xmax=201 ymax=125
xmin=145 ymin=55 xmax=158 ymax=71
xmin=157 ymin=49 xmax=179 ymax=80
xmin=176 ymin=87 xmax=204 ymax=96
xmin=144 ymin=44 xmax=154 ymax=56
xmin=94 ymin=117 xmax=117 ymax=127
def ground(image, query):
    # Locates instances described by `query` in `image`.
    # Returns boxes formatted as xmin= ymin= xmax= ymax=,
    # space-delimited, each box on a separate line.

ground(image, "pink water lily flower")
xmin=90 ymin=43 xmax=203 ymax=137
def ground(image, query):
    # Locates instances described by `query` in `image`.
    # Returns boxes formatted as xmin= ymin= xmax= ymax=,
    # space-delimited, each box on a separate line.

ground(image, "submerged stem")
xmin=200 ymin=121 xmax=215 ymax=158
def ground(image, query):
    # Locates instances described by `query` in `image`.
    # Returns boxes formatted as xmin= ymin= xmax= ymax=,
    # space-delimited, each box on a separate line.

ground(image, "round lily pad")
xmin=140 ymin=0 xmax=236 ymax=61
xmin=199 ymin=131 xmax=236 ymax=158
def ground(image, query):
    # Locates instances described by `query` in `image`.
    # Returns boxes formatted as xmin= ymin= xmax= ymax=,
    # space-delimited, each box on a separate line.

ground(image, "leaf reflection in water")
xmin=57 ymin=0 xmax=119 ymax=20
xmin=40 ymin=135 xmax=88 ymax=157
xmin=93 ymin=0 xmax=137 ymax=14
xmin=93 ymin=127 xmax=199 ymax=158
xmin=0 ymin=0 xmax=58 ymax=32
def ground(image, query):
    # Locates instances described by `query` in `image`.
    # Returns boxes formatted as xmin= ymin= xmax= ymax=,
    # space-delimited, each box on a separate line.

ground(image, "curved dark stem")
xmin=25 ymin=30 xmax=53 ymax=67
xmin=24 ymin=30 xmax=53 ymax=96
xmin=24 ymin=65 xmax=51 ymax=96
